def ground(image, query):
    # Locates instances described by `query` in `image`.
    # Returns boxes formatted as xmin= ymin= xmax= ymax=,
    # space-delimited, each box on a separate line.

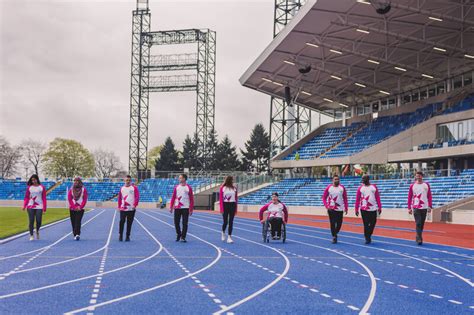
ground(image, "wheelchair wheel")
xmin=262 ymin=221 xmax=269 ymax=243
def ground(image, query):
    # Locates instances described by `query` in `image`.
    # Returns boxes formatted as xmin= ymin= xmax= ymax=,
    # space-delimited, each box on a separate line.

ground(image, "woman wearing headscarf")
xmin=68 ymin=177 xmax=88 ymax=240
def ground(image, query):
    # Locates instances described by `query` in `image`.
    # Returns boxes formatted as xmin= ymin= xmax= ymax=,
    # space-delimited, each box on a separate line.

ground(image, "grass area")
xmin=0 ymin=207 xmax=71 ymax=239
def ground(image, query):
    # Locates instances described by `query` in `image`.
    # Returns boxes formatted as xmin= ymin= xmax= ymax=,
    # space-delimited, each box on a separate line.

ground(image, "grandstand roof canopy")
xmin=240 ymin=0 xmax=474 ymax=111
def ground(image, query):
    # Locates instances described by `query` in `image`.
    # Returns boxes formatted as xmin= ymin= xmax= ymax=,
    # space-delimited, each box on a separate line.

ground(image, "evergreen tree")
xmin=205 ymin=129 xmax=219 ymax=170
xmin=155 ymin=137 xmax=180 ymax=174
xmin=241 ymin=124 xmax=270 ymax=173
xmin=182 ymin=134 xmax=199 ymax=170
xmin=216 ymin=135 xmax=241 ymax=171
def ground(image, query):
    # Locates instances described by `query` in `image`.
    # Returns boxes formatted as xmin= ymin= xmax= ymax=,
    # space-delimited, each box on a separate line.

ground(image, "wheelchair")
xmin=262 ymin=218 xmax=286 ymax=243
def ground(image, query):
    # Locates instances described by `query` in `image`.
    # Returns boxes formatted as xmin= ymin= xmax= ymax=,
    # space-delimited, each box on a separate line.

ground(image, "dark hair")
xmin=416 ymin=171 xmax=423 ymax=176
xmin=27 ymin=174 xmax=41 ymax=186
xmin=126 ymin=175 xmax=132 ymax=179
xmin=224 ymin=176 xmax=233 ymax=188
xmin=333 ymin=174 xmax=340 ymax=178
xmin=180 ymin=173 xmax=188 ymax=181
xmin=272 ymin=192 xmax=279 ymax=197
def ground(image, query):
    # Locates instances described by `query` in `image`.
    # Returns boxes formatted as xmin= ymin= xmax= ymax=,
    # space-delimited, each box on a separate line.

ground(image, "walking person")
xmin=118 ymin=175 xmax=139 ymax=242
xmin=355 ymin=175 xmax=382 ymax=244
xmin=22 ymin=174 xmax=47 ymax=241
xmin=322 ymin=174 xmax=348 ymax=244
xmin=68 ymin=177 xmax=88 ymax=241
xmin=407 ymin=171 xmax=433 ymax=245
xmin=259 ymin=193 xmax=288 ymax=240
xmin=219 ymin=176 xmax=238 ymax=243
xmin=170 ymin=174 xmax=194 ymax=243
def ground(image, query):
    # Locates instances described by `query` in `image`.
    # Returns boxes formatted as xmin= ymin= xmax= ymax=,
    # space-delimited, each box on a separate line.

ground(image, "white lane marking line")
xmin=333 ymin=299 xmax=344 ymax=304
xmin=348 ymin=305 xmax=360 ymax=311
xmin=430 ymin=294 xmax=443 ymax=299
xmin=449 ymin=300 xmax=462 ymax=305
xmin=413 ymin=289 xmax=424 ymax=293
xmin=398 ymin=285 xmax=409 ymax=289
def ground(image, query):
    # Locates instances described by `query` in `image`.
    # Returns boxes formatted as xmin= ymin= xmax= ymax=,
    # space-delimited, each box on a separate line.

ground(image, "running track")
xmin=1 ymin=208 xmax=473 ymax=314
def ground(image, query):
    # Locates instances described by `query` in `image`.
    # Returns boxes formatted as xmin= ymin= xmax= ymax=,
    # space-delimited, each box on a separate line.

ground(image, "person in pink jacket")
xmin=219 ymin=176 xmax=238 ymax=243
xmin=259 ymin=193 xmax=288 ymax=240
xmin=170 ymin=174 xmax=194 ymax=243
xmin=67 ymin=177 xmax=88 ymax=241
xmin=407 ymin=171 xmax=433 ymax=245
xmin=322 ymin=174 xmax=348 ymax=244
xmin=355 ymin=175 xmax=382 ymax=244
xmin=22 ymin=174 xmax=47 ymax=241
xmin=117 ymin=175 xmax=139 ymax=242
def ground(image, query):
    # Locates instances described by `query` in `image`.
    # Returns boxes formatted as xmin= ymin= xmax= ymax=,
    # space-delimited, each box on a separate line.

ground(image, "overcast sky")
xmin=0 ymin=0 xmax=279 ymax=168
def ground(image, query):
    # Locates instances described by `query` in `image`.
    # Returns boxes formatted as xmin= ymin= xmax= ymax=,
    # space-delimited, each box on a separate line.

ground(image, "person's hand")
xmin=378 ymin=209 xmax=382 ymax=215
xmin=22 ymin=207 xmax=26 ymax=211
xmin=355 ymin=211 xmax=359 ymax=217
xmin=408 ymin=209 xmax=413 ymax=215
xmin=344 ymin=209 xmax=348 ymax=215
xmin=189 ymin=211 xmax=193 ymax=216
xmin=428 ymin=207 xmax=432 ymax=213
xmin=260 ymin=220 xmax=266 ymax=224
xmin=169 ymin=208 xmax=173 ymax=213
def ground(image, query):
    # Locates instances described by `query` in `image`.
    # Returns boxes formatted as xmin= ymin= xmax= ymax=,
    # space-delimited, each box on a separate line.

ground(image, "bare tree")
xmin=93 ymin=149 xmax=122 ymax=179
xmin=0 ymin=136 xmax=21 ymax=178
xmin=20 ymin=139 xmax=47 ymax=176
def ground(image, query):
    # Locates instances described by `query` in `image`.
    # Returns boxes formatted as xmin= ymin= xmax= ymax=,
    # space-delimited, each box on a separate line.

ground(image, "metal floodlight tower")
xmin=129 ymin=0 xmax=216 ymax=178
xmin=270 ymin=0 xmax=311 ymax=158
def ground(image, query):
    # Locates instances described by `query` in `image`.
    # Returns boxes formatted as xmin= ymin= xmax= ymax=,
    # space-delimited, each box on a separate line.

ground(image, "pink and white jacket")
xmin=23 ymin=185 xmax=47 ymax=212
xmin=322 ymin=184 xmax=348 ymax=211
xmin=68 ymin=187 xmax=88 ymax=211
xmin=355 ymin=184 xmax=382 ymax=212
xmin=118 ymin=185 xmax=139 ymax=211
xmin=259 ymin=202 xmax=288 ymax=222
xmin=407 ymin=182 xmax=432 ymax=210
xmin=170 ymin=184 xmax=195 ymax=213
xmin=219 ymin=185 xmax=238 ymax=213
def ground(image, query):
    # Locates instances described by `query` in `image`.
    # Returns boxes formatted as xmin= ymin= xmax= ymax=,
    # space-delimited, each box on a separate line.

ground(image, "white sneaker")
xmin=221 ymin=231 xmax=226 ymax=242
xmin=29 ymin=235 xmax=34 ymax=241
xmin=227 ymin=236 xmax=234 ymax=244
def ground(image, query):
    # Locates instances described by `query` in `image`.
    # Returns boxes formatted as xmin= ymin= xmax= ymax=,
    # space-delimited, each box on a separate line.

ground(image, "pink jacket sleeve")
xmin=219 ymin=185 xmax=224 ymax=213
xmin=355 ymin=186 xmax=362 ymax=212
xmin=170 ymin=186 xmax=177 ymax=210
xmin=188 ymin=185 xmax=194 ymax=214
xmin=374 ymin=185 xmax=382 ymax=210
xmin=407 ymin=184 xmax=414 ymax=210
xmin=41 ymin=185 xmax=47 ymax=212
xmin=259 ymin=203 xmax=271 ymax=221
xmin=118 ymin=190 xmax=123 ymax=210
xmin=282 ymin=203 xmax=289 ymax=223
xmin=67 ymin=189 xmax=74 ymax=209
xmin=23 ymin=186 xmax=30 ymax=209
xmin=133 ymin=185 xmax=139 ymax=208
xmin=322 ymin=185 xmax=330 ymax=208
xmin=426 ymin=183 xmax=433 ymax=208
xmin=341 ymin=185 xmax=348 ymax=211
xmin=80 ymin=188 xmax=88 ymax=209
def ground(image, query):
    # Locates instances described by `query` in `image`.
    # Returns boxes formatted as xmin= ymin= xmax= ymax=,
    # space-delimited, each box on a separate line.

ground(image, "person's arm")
xmin=23 ymin=187 xmax=30 ymax=210
xmin=188 ymin=185 xmax=194 ymax=214
xmin=374 ymin=185 xmax=382 ymax=213
xmin=133 ymin=186 xmax=140 ymax=208
xmin=219 ymin=186 xmax=224 ymax=213
xmin=41 ymin=185 xmax=47 ymax=212
xmin=342 ymin=185 xmax=349 ymax=213
xmin=80 ymin=188 xmax=88 ymax=209
xmin=355 ymin=186 xmax=361 ymax=215
xmin=67 ymin=189 xmax=74 ymax=209
xmin=322 ymin=185 xmax=330 ymax=209
xmin=426 ymin=183 xmax=433 ymax=210
xmin=169 ymin=186 xmax=177 ymax=212
xmin=117 ymin=190 xmax=123 ymax=210
xmin=282 ymin=203 xmax=289 ymax=223
xmin=407 ymin=184 xmax=414 ymax=213
xmin=259 ymin=203 xmax=270 ymax=221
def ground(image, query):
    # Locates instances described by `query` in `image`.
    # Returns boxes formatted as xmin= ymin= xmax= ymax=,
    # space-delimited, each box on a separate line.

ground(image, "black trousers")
xmin=328 ymin=210 xmax=344 ymax=237
xmin=269 ymin=217 xmax=283 ymax=237
xmin=174 ymin=208 xmax=190 ymax=239
xmin=70 ymin=210 xmax=85 ymax=236
xmin=27 ymin=208 xmax=43 ymax=236
xmin=361 ymin=211 xmax=377 ymax=239
xmin=222 ymin=202 xmax=237 ymax=235
xmin=119 ymin=210 xmax=136 ymax=237
xmin=413 ymin=209 xmax=428 ymax=240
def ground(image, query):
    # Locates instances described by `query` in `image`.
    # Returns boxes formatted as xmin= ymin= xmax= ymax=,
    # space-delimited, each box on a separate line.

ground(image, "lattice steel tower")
xmin=270 ymin=0 xmax=311 ymax=157
xmin=129 ymin=0 xmax=216 ymax=178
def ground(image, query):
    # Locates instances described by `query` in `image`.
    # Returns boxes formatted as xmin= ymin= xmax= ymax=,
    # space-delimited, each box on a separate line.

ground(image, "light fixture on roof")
xmin=379 ymin=90 xmax=390 ymax=95
xmin=301 ymin=91 xmax=312 ymax=96
xmin=305 ymin=42 xmax=319 ymax=48
xmin=272 ymin=81 xmax=284 ymax=87
xmin=330 ymin=75 xmax=342 ymax=80
xmin=262 ymin=78 xmax=272 ymax=83
xmin=394 ymin=66 xmax=407 ymax=72
xmin=367 ymin=59 xmax=380 ymax=65
xmin=421 ymin=74 xmax=434 ymax=79
xmin=323 ymin=98 xmax=334 ymax=103
xmin=339 ymin=103 xmax=349 ymax=108
xmin=355 ymin=82 xmax=367 ymax=88
xmin=428 ymin=16 xmax=443 ymax=22
xmin=330 ymin=49 xmax=343 ymax=55
xmin=465 ymin=54 xmax=474 ymax=59
xmin=356 ymin=28 xmax=370 ymax=34
xmin=356 ymin=0 xmax=371 ymax=4
xmin=433 ymin=47 xmax=447 ymax=52
xmin=284 ymin=60 xmax=296 ymax=66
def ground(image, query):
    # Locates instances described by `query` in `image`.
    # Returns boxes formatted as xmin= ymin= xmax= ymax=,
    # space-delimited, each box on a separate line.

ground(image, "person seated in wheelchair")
xmin=259 ymin=192 xmax=288 ymax=240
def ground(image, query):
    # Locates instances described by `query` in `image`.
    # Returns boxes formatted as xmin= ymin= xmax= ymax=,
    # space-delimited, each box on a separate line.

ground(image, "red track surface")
xmin=197 ymin=210 xmax=474 ymax=249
